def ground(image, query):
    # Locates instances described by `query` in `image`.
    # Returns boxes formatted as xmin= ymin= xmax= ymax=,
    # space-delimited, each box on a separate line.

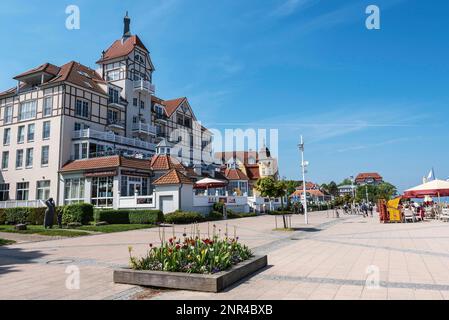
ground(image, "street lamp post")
xmin=365 ymin=185 xmax=369 ymax=204
xmin=298 ymin=135 xmax=309 ymax=225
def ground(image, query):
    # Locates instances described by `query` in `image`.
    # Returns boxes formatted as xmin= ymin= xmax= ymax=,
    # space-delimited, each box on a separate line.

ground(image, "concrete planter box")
xmin=113 ymin=255 xmax=267 ymax=293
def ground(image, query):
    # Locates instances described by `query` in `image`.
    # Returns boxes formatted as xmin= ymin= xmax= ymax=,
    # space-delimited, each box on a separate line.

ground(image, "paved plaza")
xmin=2 ymin=211 xmax=449 ymax=300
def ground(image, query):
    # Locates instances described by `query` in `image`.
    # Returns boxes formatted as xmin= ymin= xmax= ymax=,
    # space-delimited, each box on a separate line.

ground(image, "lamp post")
xmin=298 ymin=135 xmax=309 ymax=225
xmin=365 ymin=185 xmax=369 ymax=204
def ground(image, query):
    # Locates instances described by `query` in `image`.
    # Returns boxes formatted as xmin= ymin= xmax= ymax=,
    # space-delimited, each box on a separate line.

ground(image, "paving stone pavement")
xmin=1 ymin=211 xmax=449 ymax=300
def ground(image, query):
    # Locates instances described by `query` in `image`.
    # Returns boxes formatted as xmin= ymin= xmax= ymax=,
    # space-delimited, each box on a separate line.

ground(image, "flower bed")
xmin=129 ymin=235 xmax=253 ymax=274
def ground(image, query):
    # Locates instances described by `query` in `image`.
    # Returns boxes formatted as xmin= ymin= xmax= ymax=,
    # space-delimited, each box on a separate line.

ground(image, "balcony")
xmin=154 ymin=113 xmax=168 ymax=123
xmin=132 ymin=122 xmax=157 ymax=136
xmin=108 ymin=98 xmax=127 ymax=111
xmin=107 ymin=119 xmax=125 ymax=130
xmin=73 ymin=129 xmax=156 ymax=151
xmin=133 ymin=80 xmax=155 ymax=94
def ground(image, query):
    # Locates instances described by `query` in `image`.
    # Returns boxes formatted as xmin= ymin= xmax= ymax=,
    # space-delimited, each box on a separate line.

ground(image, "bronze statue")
xmin=44 ymin=198 xmax=56 ymax=229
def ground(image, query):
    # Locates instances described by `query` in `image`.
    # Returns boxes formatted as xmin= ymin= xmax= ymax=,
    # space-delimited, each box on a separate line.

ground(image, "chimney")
xmin=123 ymin=11 xmax=131 ymax=39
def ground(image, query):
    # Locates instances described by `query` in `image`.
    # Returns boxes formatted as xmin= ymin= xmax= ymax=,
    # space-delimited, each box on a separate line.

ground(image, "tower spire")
xmin=123 ymin=11 xmax=131 ymax=39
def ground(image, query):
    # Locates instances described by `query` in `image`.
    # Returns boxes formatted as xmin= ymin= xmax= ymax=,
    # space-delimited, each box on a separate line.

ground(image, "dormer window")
xmin=77 ymin=70 xmax=92 ymax=79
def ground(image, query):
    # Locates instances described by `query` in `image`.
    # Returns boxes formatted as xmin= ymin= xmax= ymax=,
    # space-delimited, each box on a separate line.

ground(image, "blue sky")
xmin=0 ymin=0 xmax=448 ymax=191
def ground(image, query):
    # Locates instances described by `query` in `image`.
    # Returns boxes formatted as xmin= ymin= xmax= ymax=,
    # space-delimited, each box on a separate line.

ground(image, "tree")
xmin=355 ymin=182 xmax=398 ymax=203
xmin=327 ymin=181 xmax=339 ymax=197
xmin=255 ymin=177 xmax=290 ymax=229
xmin=339 ymin=178 xmax=353 ymax=186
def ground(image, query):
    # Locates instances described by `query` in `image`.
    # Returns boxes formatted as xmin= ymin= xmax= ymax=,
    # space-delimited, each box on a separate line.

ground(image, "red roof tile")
xmin=355 ymin=172 xmax=383 ymax=182
xmin=291 ymin=189 xmax=325 ymax=197
xmin=224 ymin=168 xmax=249 ymax=181
xmin=13 ymin=63 xmax=61 ymax=80
xmin=163 ymin=97 xmax=186 ymax=117
xmin=153 ymin=169 xmax=194 ymax=185
xmin=97 ymin=35 xmax=149 ymax=64
xmin=245 ymin=165 xmax=260 ymax=180
xmin=60 ymin=156 xmax=152 ymax=172
xmin=149 ymin=154 xmax=184 ymax=171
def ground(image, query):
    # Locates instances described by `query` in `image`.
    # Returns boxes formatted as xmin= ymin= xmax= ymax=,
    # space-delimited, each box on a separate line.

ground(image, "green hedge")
xmin=3 ymin=207 xmax=61 ymax=225
xmin=0 ymin=209 xmax=5 ymax=225
xmin=62 ymin=203 xmax=94 ymax=225
xmin=206 ymin=210 xmax=223 ymax=221
xmin=227 ymin=211 xmax=257 ymax=219
xmin=94 ymin=209 xmax=164 ymax=225
xmin=164 ymin=211 xmax=205 ymax=224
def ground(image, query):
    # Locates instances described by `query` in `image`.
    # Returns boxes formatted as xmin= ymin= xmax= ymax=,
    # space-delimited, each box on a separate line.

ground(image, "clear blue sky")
xmin=1 ymin=0 xmax=448 ymax=192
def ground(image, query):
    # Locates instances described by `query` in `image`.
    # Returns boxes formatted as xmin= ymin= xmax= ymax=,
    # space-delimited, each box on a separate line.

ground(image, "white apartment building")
xmin=0 ymin=14 xmax=213 ymax=207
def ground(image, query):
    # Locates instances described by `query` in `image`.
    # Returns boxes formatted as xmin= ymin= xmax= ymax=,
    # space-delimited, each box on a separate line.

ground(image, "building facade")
xmin=0 ymin=14 xmax=213 ymax=207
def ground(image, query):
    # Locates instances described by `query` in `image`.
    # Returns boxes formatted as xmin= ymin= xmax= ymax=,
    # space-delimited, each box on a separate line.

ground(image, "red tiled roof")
xmin=245 ymin=165 xmax=260 ymax=180
xmin=224 ymin=168 xmax=249 ymax=181
xmin=355 ymin=172 xmax=383 ymax=182
xmin=13 ymin=63 xmax=61 ymax=80
xmin=153 ymin=169 xmax=194 ymax=185
xmin=60 ymin=156 xmax=153 ymax=172
xmin=163 ymin=97 xmax=186 ymax=117
xmin=149 ymin=154 xmax=184 ymax=171
xmin=48 ymin=61 xmax=107 ymax=95
xmin=60 ymin=156 xmax=121 ymax=172
xmin=97 ymin=35 xmax=149 ymax=64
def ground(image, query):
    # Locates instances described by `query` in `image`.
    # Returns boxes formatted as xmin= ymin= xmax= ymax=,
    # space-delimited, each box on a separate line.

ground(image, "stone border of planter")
xmin=113 ymin=255 xmax=267 ymax=293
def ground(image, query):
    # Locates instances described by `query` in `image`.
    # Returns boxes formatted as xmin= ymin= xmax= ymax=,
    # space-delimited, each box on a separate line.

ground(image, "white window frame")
xmin=36 ymin=180 xmax=51 ymax=200
xmin=64 ymin=178 xmax=85 ymax=204
xmin=41 ymin=146 xmax=49 ymax=166
xmin=18 ymin=100 xmax=37 ymax=121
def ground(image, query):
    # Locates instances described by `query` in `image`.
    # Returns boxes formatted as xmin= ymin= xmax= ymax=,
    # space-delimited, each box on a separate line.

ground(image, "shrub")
xmin=5 ymin=207 xmax=31 ymax=224
xmin=94 ymin=210 xmax=130 ymax=224
xmin=164 ymin=211 xmax=204 ymax=224
xmin=212 ymin=202 xmax=225 ymax=213
xmin=227 ymin=211 xmax=257 ymax=219
xmin=0 ymin=208 xmax=6 ymax=225
xmin=129 ymin=210 xmax=164 ymax=224
xmin=268 ymin=210 xmax=293 ymax=216
xmin=63 ymin=203 xmax=94 ymax=225
xmin=206 ymin=210 xmax=223 ymax=221
xmin=94 ymin=210 xmax=164 ymax=225
xmin=3 ymin=207 xmax=62 ymax=225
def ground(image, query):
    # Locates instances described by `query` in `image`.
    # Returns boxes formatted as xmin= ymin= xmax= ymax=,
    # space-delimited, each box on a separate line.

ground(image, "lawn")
xmin=0 ymin=225 xmax=90 ymax=237
xmin=0 ymin=238 xmax=16 ymax=246
xmin=77 ymin=224 xmax=155 ymax=233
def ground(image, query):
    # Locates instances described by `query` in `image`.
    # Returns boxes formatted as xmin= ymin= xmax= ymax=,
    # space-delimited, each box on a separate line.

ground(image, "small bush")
xmin=164 ymin=211 xmax=204 ymax=224
xmin=94 ymin=210 xmax=164 ymax=225
xmin=5 ymin=207 xmax=31 ymax=224
xmin=268 ymin=210 xmax=293 ymax=216
xmin=0 ymin=208 xmax=6 ymax=225
xmin=212 ymin=202 xmax=225 ymax=213
xmin=63 ymin=203 xmax=94 ymax=225
xmin=94 ymin=210 xmax=130 ymax=224
xmin=129 ymin=210 xmax=164 ymax=224
xmin=206 ymin=210 xmax=223 ymax=221
xmin=227 ymin=211 xmax=257 ymax=219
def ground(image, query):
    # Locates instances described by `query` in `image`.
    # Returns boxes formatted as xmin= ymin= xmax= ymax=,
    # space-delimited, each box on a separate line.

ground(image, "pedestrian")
xmin=361 ymin=202 xmax=368 ymax=218
xmin=369 ymin=202 xmax=374 ymax=217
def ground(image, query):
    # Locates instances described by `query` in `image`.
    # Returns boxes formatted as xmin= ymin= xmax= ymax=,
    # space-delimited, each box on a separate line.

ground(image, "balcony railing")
xmin=73 ymin=129 xmax=156 ymax=151
xmin=107 ymin=119 xmax=125 ymax=129
xmin=132 ymin=122 xmax=157 ymax=136
xmin=133 ymin=80 xmax=155 ymax=94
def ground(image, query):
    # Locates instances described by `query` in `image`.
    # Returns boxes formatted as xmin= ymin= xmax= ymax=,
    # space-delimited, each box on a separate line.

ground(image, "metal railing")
xmin=73 ymin=129 xmax=156 ymax=150
xmin=132 ymin=123 xmax=157 ymax=135
xmin=133 ymin=80 xmax=155 ymax=94
xmin=0 ymin=200 xmax=45 ymax=208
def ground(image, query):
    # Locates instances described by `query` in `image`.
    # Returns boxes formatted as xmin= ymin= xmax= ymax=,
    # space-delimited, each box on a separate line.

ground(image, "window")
xmin=106 ymin=70 xmax=120 ymax=81
xmin=43 ymin=121 xmax=51 ymax=139
xmin=16 ymin=149 xmax=24 ymax=169
xmin=107 ymin=110 xmax=118 ymax=123
xmin=1 ymin=151 xmax=9 ymax=170
xmin=75 ymin=100 xmax=89 ymax=118
xmin=16 ymin=182 xmax=29 ymax=200
xmin=3 ymin=128 xmax=11 ymax=145
xmin=36 ymin=180 xmax=51 ymax=200
xmin=17 ymin=126 xmax=25 ymax=143
xmin=133 ymin=98 xmax=138 ymax=107
xmin=81 ymin=143 xmax=88 ymax=159
xmin=133 ymin=116 xmax=138 ymax=124
xmin=109 ymin=88 xmax=120 ymax=104
xmin=27 ymin=124 xmax=35 ymax=142
xmin=74 ymin=143 xmax=80 ymax=160
xmin=4 ymin=105 xmax=13 ymax=124
xmin=74 ymin=122 xmax=89 ymax=131
xmin=19 ymin=100 xmax=37 ymax=121
xmin=43 ymin=97 xmax=53 ymax=116
xmin=140 ymin=101 xmax=145 ymax=109
xmin=41 ymin=146 xmax=49 ymax=166
xmin=120 ymin=176 xmax=151 ymax=197
xmin=177 ymin=113 xmax=184 ymax=126
xmin=184 ymin=117 xmax=191 ymax=128
xmin=64 ymin=178 xmax=85 ymax=204
xmin=91 ymin=176 xmax=114 ymax=207
xmin=0 ymin=183 xmax=9 ymax=201
xmin=25 ymin=148 xmax=33 ymax=168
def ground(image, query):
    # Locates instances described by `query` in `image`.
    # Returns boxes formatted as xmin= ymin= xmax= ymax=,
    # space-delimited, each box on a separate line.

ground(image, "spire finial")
xmin=123 ymin=11 xmax=131 ymax=39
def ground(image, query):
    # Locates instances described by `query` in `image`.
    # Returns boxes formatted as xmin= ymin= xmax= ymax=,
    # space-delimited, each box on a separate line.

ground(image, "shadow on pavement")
xmin=0 ymin=245 xmax=47 ymax=277
xmin=221 ymin=264 xmax=274 ymax=293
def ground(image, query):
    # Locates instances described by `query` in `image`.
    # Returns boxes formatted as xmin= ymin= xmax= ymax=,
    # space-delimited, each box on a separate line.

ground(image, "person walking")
xmin=369 ymin=202 xmax=374 ymax=218
xmin=361 ymin=202 xmax=368 ymax=218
